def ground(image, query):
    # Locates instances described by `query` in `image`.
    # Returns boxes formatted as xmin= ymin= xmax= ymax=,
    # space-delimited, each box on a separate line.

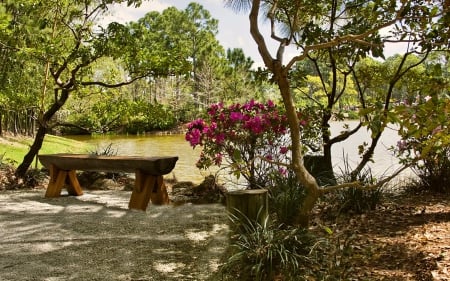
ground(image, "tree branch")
xmin=320 ymin=164 xmax=411 ymax=194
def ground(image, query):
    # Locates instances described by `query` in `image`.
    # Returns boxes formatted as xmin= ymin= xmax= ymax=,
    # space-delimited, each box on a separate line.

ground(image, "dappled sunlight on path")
xmin=0 ymin=189 xmax=229 ymax=280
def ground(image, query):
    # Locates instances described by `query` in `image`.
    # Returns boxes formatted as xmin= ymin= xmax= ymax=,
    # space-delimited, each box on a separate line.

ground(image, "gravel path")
xmin=0 ymin=189 xmax=229 ymax=281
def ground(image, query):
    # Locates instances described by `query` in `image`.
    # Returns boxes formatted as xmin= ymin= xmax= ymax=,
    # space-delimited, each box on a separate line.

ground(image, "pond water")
xmin=66 ymin=121 xmax=409 ymax=185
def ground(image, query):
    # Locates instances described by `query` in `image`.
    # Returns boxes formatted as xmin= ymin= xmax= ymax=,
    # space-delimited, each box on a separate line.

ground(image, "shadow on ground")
xmin=0 ymin=189 xmax=229 ymax=281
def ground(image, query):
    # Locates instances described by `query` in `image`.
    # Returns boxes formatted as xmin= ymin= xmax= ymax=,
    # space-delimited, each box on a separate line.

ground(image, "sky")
xmin=103 ymin=0 xmax=407 ymax=69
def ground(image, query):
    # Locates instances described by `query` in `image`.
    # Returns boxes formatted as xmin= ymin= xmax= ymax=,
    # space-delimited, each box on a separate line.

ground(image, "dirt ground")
xmin=0 ymin=189 xmax=229 ymax=281
xmin=0 ymin=184 xmax=449 ymax=280
xmin=326 ymin=192 xmax=450 ymax=280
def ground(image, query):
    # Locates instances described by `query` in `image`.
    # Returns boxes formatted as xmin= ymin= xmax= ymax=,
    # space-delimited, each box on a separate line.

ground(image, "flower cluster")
xmin=394 ymin=95 xmax=450 ymax=162
xmin=185 ymin=100 xmax=291 ymax=188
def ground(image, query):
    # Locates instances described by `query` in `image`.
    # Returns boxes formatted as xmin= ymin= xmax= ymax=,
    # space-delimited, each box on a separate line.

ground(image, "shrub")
xmin=185 ymin=100 xmax=293 ymax=189
xmin=409 ymin=147 xmax=450 ymax=193
xmin=395 ymin=94 xmax=450 ymax=193
xmin=220 ymin=213 xmax=353 ymax=281
xmin=222 ymin=214 xmax=317 ymax=281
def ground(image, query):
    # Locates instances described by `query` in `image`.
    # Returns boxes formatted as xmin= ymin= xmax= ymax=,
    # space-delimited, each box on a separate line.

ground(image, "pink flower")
xmin=243 ymin=99 xmax=256 ymax=111
xmin=215 ymin=133 xmax=225 ymax=144
xmin=230 ymin=111 xmax=244 ymax=122
xmin=188 ymin=118 xmax=206 ymax=130
xmin=185 ymin=100 xmax=295 ymax=188
xmin=214 ymin=153 xmax=223 ymax=166
xmin=300 ymin=119 xmax=307 ymax=127
xmin=244 ymin=116 xmax=264 ymax=134
xmin=208 ymin=102 xmax=223 ymax=116
xmin=185 ymin=128 xmax=202 ymax=147
xmin=278 ymin=167 xmax=287 ymax=176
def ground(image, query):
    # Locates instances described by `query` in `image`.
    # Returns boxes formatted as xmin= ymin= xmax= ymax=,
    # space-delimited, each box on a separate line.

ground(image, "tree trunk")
xmin=248 ymin=0 xmax=320 ymax=227
xmin=275 ymin=62 xmax=321 ymax=228
xmin=0 ymin=107 xmax=3 ymax=136
xmin=16 ymin=125 xmax=46 ymax=177
xmin=16 ymin=89 xmax=70 ymax=177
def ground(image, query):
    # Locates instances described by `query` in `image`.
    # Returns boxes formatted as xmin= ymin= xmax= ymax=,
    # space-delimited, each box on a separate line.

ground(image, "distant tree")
xmin=221 ymin=48 xmax=257 ymax=103
xmin=7 ymin=0 xmax=184 ymax=177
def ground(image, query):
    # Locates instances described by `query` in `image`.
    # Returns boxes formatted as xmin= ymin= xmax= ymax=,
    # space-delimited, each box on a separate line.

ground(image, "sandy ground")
xmin=0 ymin=189 xmax=229 ymax=281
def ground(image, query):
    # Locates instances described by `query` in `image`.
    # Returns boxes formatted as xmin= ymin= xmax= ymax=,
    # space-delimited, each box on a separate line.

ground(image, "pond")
xmin=66 ymin=121 xmax=409 ymax=185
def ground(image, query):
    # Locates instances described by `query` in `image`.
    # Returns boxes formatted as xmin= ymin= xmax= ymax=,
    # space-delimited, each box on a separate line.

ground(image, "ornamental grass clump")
xmin=222 ymin=213 xmax=318 ymax=281
xmin=185 ymin=100 xmax=292 ymax=189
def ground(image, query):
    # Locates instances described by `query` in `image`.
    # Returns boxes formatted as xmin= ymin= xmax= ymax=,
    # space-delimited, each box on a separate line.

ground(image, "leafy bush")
xmin=185 ymin=100 xmax=293 ymax=189
xmin=337 ymin=185 xmax=383 ymax=214
xmin=395 ymin=94 xmax=450 ymax=193
xmin=409 ymin=147 xmax=450 ymax=193
xmin=61 ymin=99 xmax=177 ymax=134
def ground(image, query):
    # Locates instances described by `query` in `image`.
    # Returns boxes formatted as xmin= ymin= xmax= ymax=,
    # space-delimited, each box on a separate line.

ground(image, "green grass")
xmin=0 ymin=134 xmax=93 ymax=167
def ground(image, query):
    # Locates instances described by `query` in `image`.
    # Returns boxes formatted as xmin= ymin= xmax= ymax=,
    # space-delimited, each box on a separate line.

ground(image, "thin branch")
xmin=320 ymin=164 xmax=411 ymax=194
xmin=81 ymin=75 xmax=146 ymax=88
xmin=286 ymin=3 xmax=408 ymax=70
xmin=328 ymin=122 xmax=363 ymax=146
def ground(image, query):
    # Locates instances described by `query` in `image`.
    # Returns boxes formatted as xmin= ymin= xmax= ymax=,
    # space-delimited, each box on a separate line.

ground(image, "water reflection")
xmin=66 ymin=121 xmax=407 ymax=185
xmin=330 ymin=121 xmax=403 ymax=177
xmin=66 ymin=134 xmax=210 ymax=183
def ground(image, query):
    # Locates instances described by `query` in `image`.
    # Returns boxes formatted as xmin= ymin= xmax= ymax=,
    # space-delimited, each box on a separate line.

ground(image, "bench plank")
xmin=39 ymin=154 xmax=178 ymax=175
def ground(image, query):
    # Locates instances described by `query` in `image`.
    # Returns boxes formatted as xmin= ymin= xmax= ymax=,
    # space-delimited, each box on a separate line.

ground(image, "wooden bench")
xmin=39 ymin=153 xmax=178 ymax=211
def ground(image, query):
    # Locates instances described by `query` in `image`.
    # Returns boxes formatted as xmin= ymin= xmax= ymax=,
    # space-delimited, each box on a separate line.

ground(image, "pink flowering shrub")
xmin=394 ymin=95 xmax=450 ymax=192
xmin=185 ymin=100 xmax=291 ymax=189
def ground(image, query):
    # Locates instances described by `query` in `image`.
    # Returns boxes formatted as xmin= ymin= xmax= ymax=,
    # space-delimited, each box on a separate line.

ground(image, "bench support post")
xmin=129 ymin=170 xmax=169 ymax=211
xmin=45 ymin=164 xmax=84 ymax=197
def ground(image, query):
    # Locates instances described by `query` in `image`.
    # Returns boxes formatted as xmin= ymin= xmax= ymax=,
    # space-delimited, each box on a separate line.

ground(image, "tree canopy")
xmin=224 ymin=0 xmax=449 ymax=226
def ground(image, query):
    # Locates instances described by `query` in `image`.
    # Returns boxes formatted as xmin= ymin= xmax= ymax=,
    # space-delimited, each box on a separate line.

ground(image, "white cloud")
xmin=102 ymin=1 xmax=169 ymax=25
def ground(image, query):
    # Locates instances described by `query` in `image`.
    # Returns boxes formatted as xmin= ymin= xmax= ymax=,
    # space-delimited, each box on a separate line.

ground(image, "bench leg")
xmin=129 ymin=171 xmax=169 ymax=211
xmin=66 ymin=170 xmax=83 ymax=196
xmin=45 ymin=165 xmax=83 ymax=198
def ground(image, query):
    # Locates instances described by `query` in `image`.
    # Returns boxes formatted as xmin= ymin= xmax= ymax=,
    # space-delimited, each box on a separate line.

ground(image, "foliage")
xmin=221 ymin=212 xmax=355 ymax=280
xmin=222 ymin=214 xmax=317 ymax=281
xmin=126 ymin=102 xmax=177 ymax=133
xmin=0 ymin=157 xmax=47 ymax=190
xmin=268 ymin=172 xmax=307 ymax=226
xmin=223 ymin=0 xmax=449 ymax=226
xmin=83 ymin=143 xmax=125 ymax=181
xmin=88 ymin=143 xmax=118 ymax=156
xmin=185 ymin=100 xmax=291 ymax=189
xmin=394 ymin=69 xmax=450 ymax=193
xmin=335 ymin=158 xmax=384 ymax=214
xmin=0 ymin=161 xmax=19 ymax=190
xmin=409 ymin=148 xmax=450 ymax=194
